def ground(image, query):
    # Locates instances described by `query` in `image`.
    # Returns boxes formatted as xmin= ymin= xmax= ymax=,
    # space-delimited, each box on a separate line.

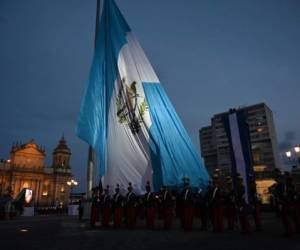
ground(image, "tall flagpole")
xmin=87 ymin=0 xmax=102 ymax=199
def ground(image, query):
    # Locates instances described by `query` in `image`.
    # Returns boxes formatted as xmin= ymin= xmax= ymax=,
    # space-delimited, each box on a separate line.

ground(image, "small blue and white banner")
xmin=223 ymin=110 xmax=255 ymax=203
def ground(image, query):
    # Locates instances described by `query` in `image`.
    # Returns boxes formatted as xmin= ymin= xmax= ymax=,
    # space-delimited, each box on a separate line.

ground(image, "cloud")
xmin=278 ymin=130 xmax=297 ymax=151
xmin=285 ymin=131 xmax=296 ymax=141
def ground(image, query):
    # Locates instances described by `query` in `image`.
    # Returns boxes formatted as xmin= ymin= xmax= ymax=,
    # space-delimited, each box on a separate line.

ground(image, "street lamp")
xmin=294 ymin=145 xmax=300 ymax=167
xmin=286 ymin=151 xmax=292 ymax=160
xmin=67 ymin=179 xmax=78 ymax=204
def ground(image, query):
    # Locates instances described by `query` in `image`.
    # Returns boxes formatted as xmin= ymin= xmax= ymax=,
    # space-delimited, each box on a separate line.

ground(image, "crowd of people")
xmin=88 ymin=171 xmax=300 ymax=237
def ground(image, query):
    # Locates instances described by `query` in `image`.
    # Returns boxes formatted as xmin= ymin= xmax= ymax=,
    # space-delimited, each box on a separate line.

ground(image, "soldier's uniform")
xmin=294 ymin=189 xmax=300 ymax=232
xmin=181 ymin=180 xmax=194 ymax=231
xmin=249 ymin=179 xmax=262 ymax=231
xmin=161 ymin=186 xmax=174 ymax=229
xmin=143 ymin=182 xmax=156 ymax=229
xmin=125 ymin=183 xmax=137 ymax=229
xmin=209 ymin=177 xmax=224 ymax=232
xmin=78 ymin=200 xmax=84 ymax=221
xmin=102 ymin=186 xmax=111 ymax=228
xmin=236 ymin=179 xmax=251 ymax=233
xmin=275 ymin=174 xmax=296 ymax=236
xmin=174 ymin=186 xmax=182 ymax=219
xmin=90 ymin=190 xmax=101 ymax=227
xmin=205 ymin=181 xmax=214 ymax=228
xmin=112 ymin=184 xmax=123 ymax=229
xmin=197 ymin=188 xmax=208 ymax=231
xmin=224 ymin=178 xmax=235 ymax=231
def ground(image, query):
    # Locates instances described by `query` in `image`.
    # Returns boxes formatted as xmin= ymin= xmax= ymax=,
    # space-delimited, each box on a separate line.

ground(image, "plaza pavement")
xmin=0 ymin=214 xmax=299 ymax=250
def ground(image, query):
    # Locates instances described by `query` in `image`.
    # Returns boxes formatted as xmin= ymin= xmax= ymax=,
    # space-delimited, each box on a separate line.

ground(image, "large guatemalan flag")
xmin=77 ymin=0 xmax=210 ymax=194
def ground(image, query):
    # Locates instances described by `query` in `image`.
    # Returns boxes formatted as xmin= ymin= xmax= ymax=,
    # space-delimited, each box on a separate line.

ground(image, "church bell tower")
xmin=52 ymin=136 xmax=71 ymax=169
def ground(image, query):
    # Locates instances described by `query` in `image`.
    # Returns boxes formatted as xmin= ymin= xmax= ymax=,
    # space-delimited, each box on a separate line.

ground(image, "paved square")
xmin=0 ymin=214 xmax=299 ymax=250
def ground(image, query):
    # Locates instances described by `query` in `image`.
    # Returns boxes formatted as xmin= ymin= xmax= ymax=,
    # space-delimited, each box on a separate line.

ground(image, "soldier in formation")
xmin=181 ymin=179 xmax=194 ymax=231
xmin=224 ymin=177 xmax=235 ymax=231
xmin=125 ymin=183 xmax=137 ymax=229
xmin=102 ymin=186 xmax=111 ymax=228
xmin=160 ymin=186 xmax=174 ymax=229
xmin=271 ymin=170 xmax=299 ymax=237
xmin=143 ymin=181 xmax=156 ymax=229
xmin=87 ymin=173 xmax=299 ymax=235
xmin=112 ymin=184 xmax=123 ymax=229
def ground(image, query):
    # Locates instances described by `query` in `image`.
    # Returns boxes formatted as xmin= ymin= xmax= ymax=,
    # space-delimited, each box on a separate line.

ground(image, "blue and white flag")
xmin=76 ymin=0 xmax=209 ymax=194
xmin=222 ymin=110 xmax=255 ymax=203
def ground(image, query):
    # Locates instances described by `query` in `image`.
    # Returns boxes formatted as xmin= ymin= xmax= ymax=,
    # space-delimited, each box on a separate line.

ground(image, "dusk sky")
xmin=1 ymin=0 xmax=300 ymax=191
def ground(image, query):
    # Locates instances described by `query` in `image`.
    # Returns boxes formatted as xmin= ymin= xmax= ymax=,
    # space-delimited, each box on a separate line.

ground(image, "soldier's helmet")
xmin=128 ymin=182 xmax=133 ymax=191
xmin=213 ymin=174 xmax=220 ymax=183
xmin=146 ymin=181 xmax=151 ymax=190
xmin=183 ymin=177 xmax=190 ymax=188
xmin=286 ymin=175 xmax=293 ymax=185
xmin=226 ymin=176 xmax=232 ymax=184
xmin=236 ymin=174 xmax=244 ymax=185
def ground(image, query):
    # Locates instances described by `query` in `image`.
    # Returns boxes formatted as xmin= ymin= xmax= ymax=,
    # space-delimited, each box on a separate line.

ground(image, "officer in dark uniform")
xmin=143 ymin=181 xmax=156 ymax=229
xmin=195 ymin=186 xmax=208 ymax=231
xmin=174 ymin=185 xmax=182 ymax=219
xmin=78 ymin=200 xmax=84 ymax=221
xmin=181 ymin=178 xmax=194 ymax=231
xmin=249 ymin=177 xmax=262 ymax=231
xmin=224 ymin=177 xmax=235 ymax=231
xmin=275 ymin=173 xmax=296 ymax=236
xmin=236 ymin=176 xmax=250 ymax=234
xmin=160 ymin=186 xmax=174 ymax=229
xmin=112 ymin=184 xmax=123 ymax=229
xmin=90 ymin=189 xmax=101 ymax=227
xmin=270 ymin=168 xmax=282 ymax=214
xmin=209 ymin=175 xmax=224 ymax=232
xmin=294 ymin=187 xmax=300 ymax=232
xmin=125 ymin=183 xmax=137 ymax=229
xmin=205 ymin=180 xmax=214 ymax=228
xmin=102 ymin=185 xmax=111 ymax=228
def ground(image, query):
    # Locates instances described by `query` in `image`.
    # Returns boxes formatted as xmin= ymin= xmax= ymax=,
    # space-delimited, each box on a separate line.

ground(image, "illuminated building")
xmin=200 ymin=103 xmax=280 ymax=203
xmin=0 ymin=136 xmax=72 ymax=207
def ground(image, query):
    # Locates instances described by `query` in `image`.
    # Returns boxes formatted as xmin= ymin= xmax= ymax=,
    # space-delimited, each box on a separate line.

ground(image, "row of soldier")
xmin=269 ymin=170 xmax=300 ymax=236
xmin=89 ymin=176 xmax=266 ymax=233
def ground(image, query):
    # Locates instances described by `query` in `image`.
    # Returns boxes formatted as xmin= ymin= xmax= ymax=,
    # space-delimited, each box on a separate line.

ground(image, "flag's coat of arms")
xmin=116 ymin=78 xmax=148 ymax=134
xmin=76 ymin=0 xmax=210 ymax=194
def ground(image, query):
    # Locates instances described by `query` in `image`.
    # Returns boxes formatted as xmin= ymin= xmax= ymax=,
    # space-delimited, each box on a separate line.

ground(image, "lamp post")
xmin=286 ymin=151 xmax=292 ymax=160
xmin=294 ymin=145 xmax=300 ymax=167
xmin=67 ymin=179 xmax=78 ymax=204
xmin=285 ymin=151 xmax=293 ymax=170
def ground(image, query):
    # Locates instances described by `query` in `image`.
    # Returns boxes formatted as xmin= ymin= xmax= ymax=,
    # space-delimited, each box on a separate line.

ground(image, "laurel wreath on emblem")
xmin=116 ymin=78 xmax=148 ymax=134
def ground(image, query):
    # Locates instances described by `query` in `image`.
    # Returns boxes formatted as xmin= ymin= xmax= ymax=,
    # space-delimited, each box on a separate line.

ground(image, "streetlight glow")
xmin=286 ymin=151 xmax=292 ymax=158
xmin=67 ymin=179 xmax=78 ymax=205
xmin=295 ymin=146 xmax=300 ymax=153
xmin=67 ymin=179 xmax=78 ymax=186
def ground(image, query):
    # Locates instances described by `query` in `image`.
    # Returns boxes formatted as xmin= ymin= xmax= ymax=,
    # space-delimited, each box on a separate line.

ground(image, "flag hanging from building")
xmin=222 ymin=109 xmax=255 ymax=203
xmin=76 ymin=0 xmax=209 ymax=193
